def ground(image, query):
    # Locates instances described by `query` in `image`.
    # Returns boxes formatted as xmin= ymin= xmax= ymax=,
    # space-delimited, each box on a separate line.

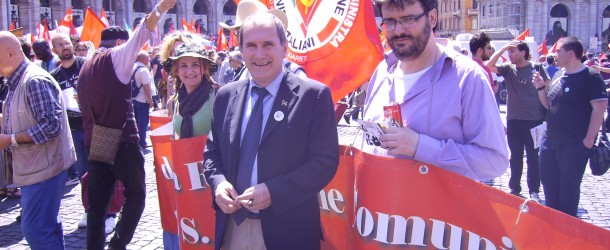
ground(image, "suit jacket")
xmin=204 ymin=72 xmax=339 ymax=250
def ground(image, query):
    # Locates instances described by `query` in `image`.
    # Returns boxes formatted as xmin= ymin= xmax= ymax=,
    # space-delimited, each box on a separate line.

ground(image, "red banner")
xmin=152 ymin=140 xmax=610 ymax=249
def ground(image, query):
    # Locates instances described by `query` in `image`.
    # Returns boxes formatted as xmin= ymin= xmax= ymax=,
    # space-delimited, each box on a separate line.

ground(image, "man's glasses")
xmin=380 ymin=12 xmax=427 ymax=31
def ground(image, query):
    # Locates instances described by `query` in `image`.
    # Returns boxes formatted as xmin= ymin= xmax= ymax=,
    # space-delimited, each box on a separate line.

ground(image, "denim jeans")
xmin=20 ymin=170 xmax=67 ymax=249
xmin=87 ymin=142 xmax=146 ymax=250
xmin=539 ymin=136 xmax=590 ymax=217
xmin=67 ymin=129 xmax=88 ymax=180
xmin=507 ymin=119 xmax=543 ymax=194
xmin=163 ymin=230 xmax=180 ymax=250
xmin=133 ymin=100 xmax=150 ymax=147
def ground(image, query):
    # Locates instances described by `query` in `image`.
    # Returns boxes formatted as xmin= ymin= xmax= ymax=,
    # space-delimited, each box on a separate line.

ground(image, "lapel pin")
xmin=274 ymin=111 xmax=284 ymax=121
xmin=565 ymin=87 xmax=570 ymax=93
xmin=281 ymin=100 xmax=288 ymax=107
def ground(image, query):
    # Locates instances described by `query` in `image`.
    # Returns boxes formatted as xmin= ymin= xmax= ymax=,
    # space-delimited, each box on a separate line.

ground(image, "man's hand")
xmin=504 ymin=40 xmax=520 ymax=50
xmin=157 ymin=0 xmax=176 ymax=13
xmin=236 ymin=183 xmax=272 ymax=211
xmin=380 ymin=127 xmax=420 ymax=157
xmin=583 ymin=138 xmax=595 ymax=149
xmin=214 ymin=181 xmax=241 ymax=214
xmin=0 ymin=134 xmax=11 ymax=149
xmin=532 ymin=71 xmax=545 ymax=89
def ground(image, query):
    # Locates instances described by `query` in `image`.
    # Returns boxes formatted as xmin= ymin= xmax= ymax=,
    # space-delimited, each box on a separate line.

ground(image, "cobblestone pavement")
xmin=1 ymin=106 xmax=609 ymax=249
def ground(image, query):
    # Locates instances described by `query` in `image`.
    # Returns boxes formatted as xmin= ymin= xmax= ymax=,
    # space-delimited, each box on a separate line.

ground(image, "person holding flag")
xmin=360 ymin=0 xmax=508 ymax=181
xmin=76 ymin=0 xmax=176 ymax=249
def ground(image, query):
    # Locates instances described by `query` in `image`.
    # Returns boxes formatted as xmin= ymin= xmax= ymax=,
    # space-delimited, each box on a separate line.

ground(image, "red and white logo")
xmin=274 ymin=0 xmax=361 ymax=63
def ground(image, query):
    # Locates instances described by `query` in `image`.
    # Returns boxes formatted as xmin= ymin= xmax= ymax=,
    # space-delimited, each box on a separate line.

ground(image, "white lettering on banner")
xmin=330 ymin=0 xmax=358 ymax=48
xmin=355 ymin=206 xmax=514 ymax=249
xmin=319 ymin=189 xmax=345 ymax=213
xmin=184 ymin=161 xmax=207 ymax=190
xmin=180 ymin=217 xmax=211 ymax=244
xmin=287 ymin=30 xmax=317 ymax=51
xmin=160 ymin=157 xmax=208 ymax=191
xmin=287 ymin=52 xmax=307 ymax=63
xmin=161 ymin=156 xmax=181 ymax=191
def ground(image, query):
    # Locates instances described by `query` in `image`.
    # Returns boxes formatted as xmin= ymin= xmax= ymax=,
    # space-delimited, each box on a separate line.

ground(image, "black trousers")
xmin=86 ymin=142 xmax=146 ymax=250
xmin=507 ymin=119 xmax=543 ymax=194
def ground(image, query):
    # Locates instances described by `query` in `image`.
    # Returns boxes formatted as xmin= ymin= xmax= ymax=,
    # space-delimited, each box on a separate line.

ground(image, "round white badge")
xmin=565 ymin=87 xmax=570 ymax=93
xmin=274 ymin=111 xmax=284 ymax=121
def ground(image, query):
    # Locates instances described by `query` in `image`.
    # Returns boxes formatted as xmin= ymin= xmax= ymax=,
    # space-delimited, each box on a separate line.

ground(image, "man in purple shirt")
xmin=360 ymin=0 xmax=508 ymax=181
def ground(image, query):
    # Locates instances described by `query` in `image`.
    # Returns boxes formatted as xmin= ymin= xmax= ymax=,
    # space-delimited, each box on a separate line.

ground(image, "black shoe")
xmin=509 ymin=190 xmax=524 ymax=198
xmin=343 ymin=114 xmax=351 ymax=124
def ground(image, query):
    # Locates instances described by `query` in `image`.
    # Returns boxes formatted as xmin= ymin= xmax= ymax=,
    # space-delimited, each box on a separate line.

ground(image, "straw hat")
xmin=219 ymin=0 xmax=288 ymax=31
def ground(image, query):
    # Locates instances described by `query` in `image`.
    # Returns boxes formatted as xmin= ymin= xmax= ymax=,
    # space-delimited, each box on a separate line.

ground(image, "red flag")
xmin=42 ymin=19 xmax=51 ymax=41
xmin=278 ymin=1 xmax=383 ymax=103
xmin=549 ymin=37 xmax=564 ymax=53
xmin=230 ymin=32 xmax=238 ymax=47
xmin=58 ymin=8 xmax=78 ymax=35
xmin=100 ymin=8 xmax=111 ymax=28
xmin=537 ymin=39 xmax=548 ymax=56
xmin=196 ymin=24 xmax=201 ymax=34
xmin=9 ymin=21 xmax=15 ymax=30
xmin=190 ymin=20 xmax=195 ymax=32
xmin=216 ymin=28 xmax=229 ymax=51
xmin=514 ymin=29 xmax=529 ymax=41
xmin=80 ymin=7 xmax=107 ymax=49
xmin=181 ymin=18 xmax=194 ymax=33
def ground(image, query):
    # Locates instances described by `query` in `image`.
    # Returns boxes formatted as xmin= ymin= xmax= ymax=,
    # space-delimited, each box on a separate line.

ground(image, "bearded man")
xmin=359 ymin=0 xmax=509 ymax=181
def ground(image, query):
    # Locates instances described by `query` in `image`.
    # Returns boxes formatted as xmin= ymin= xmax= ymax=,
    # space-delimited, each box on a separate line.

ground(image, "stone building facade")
xmin=478 ymin=0 xmax=610 ymax=51
xmin=437 ymin=0 xmax=480 ymax=37
xmin=1 ymin=0 xmax=239 ymax=39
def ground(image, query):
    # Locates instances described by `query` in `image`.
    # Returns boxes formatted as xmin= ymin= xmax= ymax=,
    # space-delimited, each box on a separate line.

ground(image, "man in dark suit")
xmin=203 ymin=12 xmax=339 ymax=250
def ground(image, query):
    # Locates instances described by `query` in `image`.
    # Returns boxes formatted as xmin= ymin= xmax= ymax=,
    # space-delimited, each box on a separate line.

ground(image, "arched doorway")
xmin=133 ymin=0 xmax=147 ymax=29
xmin=40 ymin=0 xmax=52 ymax=29
xmin=163 ymin=5 xmax=178 ymax=35
xmin=72 ymin=0 xmax=86 ymax=27
xmin=193 ymin=0 xmax=209 ymax=34
xmin=222 ymin=1 xmax=237 ymax=28
xmin=103 ymin=0 xmax=117 ymax=26
xmin=546 ymin=4 xmax=569 ymax=46
xmin=602 ymin=6 xmax=610 ymax=51
xmin=10 ymin=0 xmax=20 ymax=29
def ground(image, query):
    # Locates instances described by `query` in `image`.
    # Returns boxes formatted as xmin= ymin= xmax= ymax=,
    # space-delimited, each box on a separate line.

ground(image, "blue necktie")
xmin=234 ymin=86 xmax=268 ymax=225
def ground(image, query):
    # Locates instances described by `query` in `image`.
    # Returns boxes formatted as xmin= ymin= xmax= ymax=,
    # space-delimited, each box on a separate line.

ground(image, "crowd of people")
xmin=1 ymin=0 xmax=609 ymax=248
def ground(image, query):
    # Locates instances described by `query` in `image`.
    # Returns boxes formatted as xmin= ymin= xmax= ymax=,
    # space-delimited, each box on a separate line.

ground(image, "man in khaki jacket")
xmin=0 ymin=31 xmax=76 ymax=249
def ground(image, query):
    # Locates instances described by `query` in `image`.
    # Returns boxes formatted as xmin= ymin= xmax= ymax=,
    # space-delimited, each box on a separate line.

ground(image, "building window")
xmin=489 ymin=3 xmax=493 ymax=17
xmin=482 ymin=5 xmax=485 ymax=17
xmin=473 ymin=0 xmax=478 ymax=9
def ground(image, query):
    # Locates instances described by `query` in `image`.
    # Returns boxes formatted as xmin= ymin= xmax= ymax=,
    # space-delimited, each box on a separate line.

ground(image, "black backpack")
xmin=130 ymin=66 xmax=145 ymax=99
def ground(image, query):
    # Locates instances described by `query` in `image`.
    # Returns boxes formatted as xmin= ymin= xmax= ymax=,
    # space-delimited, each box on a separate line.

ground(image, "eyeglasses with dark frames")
xmin=380 ymin=12 xmax=428 ymax=31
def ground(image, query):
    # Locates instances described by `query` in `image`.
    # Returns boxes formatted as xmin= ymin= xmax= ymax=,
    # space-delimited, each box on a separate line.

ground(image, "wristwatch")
xmin=10 ymin=134 xmax=18 ymax=147
xmin=537 ymin=86 xmax=546 ymax=91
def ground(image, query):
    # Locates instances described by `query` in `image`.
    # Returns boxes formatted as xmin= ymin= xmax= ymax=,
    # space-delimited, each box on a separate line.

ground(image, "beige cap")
xmin=219 ymin=0 xmax=288 ymax=31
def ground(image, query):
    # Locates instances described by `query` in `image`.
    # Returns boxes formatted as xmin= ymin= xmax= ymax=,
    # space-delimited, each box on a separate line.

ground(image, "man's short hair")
xmin=238 ymin=12 xmax=287 ymax=49
xmin=559 ymin=37 xmax=584 ymax=59
xmin=469 ymin=32 xmax=491 ymax=54
xmin=228 ymin=51 xmax=243 ymax=63
xmin=516 ymin=41 xmax=530 ymax=61
xmin=374 ymin=0 xmax=438 ymax=31
xmin=546 ymin=55 xmax=555 ymax=65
